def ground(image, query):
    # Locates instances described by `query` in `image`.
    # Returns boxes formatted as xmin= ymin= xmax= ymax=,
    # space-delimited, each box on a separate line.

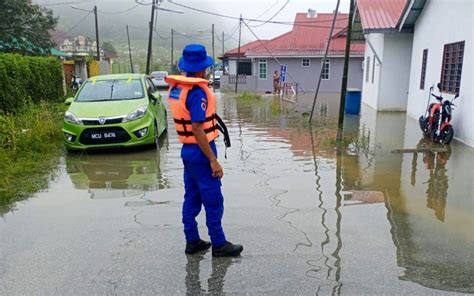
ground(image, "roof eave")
xmin=245 ymin=53 xmax=365 ymax=58
xmin=398 ymin=0 xmax=427 ymax=31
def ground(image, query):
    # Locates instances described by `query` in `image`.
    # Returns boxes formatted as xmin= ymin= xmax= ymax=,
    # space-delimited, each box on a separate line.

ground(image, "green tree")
xmin=102 ymin=41 xmax=117 ymax=55
xmin=0 ymin=0 xmax=58 ymax=54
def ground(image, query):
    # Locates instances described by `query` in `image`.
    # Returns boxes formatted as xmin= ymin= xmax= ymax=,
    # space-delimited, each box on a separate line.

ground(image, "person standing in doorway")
xmin=165 ymin=44 xmax=243 ymax=257
xmin=273 ymin=70 xmax=281 ymax=94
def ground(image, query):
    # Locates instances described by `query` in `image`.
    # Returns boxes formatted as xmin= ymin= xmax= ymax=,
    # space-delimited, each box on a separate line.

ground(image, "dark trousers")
xmin=182 ymin=161 xmax=226 ymax=247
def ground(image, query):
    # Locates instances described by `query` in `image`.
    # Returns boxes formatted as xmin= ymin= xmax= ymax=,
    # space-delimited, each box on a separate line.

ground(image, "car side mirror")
xmin=148 ymin=92 xmax=158 ymax=105
xmin=65 ymin=97 xmax=74 ymax=105
xmin=437 ymin=82 xmax=442 ymax=91
xmin=454 ymin=93 xmax=459 ymax=99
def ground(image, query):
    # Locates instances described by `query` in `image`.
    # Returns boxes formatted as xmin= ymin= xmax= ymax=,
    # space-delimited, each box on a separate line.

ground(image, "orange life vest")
xmin=165 ymin=75 xmax=219 ymax=144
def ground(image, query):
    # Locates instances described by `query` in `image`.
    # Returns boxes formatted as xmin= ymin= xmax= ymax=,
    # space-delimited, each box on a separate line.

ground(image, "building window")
xmin=258 ymin=59 xmax=267 ymax=80
xmin=238 ymin=61 xmax=252 ymax=75
xmin=321 ymin=59 xmax=330 ymax=80
xmin=440 ymin=41 xmax=464 ymax=94
xmin=420 ymin=49 xmax=428 ymax=90
xmin=302 ymin=58 xmax=310 ymax=67
xmin=366 ymin=56 xmax=370 ymax=83
xmin=371 ymin=56 xmax=376 ymax=84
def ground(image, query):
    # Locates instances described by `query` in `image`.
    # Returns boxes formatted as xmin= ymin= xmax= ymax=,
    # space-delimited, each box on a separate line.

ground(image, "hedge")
xmin=0 ymin=54 xmax=63 ymax=113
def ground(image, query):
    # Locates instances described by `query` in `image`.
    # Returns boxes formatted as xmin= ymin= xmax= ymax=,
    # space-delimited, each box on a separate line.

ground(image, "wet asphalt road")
xmin=0 ymin=91 xmax=473 ymax=295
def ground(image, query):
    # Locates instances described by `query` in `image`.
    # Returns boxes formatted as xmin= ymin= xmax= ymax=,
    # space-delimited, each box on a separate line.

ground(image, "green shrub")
xmin=0 ymin=54 xmax=63 ymax=113
xmin=0 ymin=101 xmax=64 ymax=207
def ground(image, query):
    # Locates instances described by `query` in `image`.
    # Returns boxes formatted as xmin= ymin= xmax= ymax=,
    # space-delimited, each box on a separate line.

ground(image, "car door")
xmin=145 ymin=77 xmax=166 ymax=131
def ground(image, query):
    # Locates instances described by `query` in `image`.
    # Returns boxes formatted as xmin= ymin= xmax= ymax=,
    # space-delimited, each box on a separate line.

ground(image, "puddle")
xmin=0 ymin=91 xmax=472 ymax=294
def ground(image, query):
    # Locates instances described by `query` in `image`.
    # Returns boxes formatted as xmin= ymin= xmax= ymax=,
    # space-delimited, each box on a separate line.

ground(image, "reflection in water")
xmin=390 ymin=137 xmax=473 ymax=293
xmin=309 ymin=125 xmax=342 ymax=294
xmin=415 ymin=139 xmax=451 ymax=222
xmin=233 ymin=95 xmax=473 ymax=293
xmin=184 ymin=254 xmax=234 ymax=295
xmin=332 ymin=147 xmax=343 ymax=295
xmin=65 ymin=135 xmax=170 ymax=198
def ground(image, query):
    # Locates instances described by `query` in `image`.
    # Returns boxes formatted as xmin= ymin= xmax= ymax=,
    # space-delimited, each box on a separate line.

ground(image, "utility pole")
xmin=126 ymin=25 xmax=133 ymax=73
xmin=222 ymin=31 xmax=225 ymax=74
xmin=235 ymin=16 xmax=242 ymax=93
xmin=170 ymin=28 xmax=174 ymax=74
xmin=212 ymin=24 xmax=215 ymax=88
xmin=222 ymin=31 xmax=225 ymax=58
xmin=94 ymin=5 xmax=100 ymax=61
xmin=146 ymin=0 xmax=157 ymax=74
xmin=309 ymin=0 xmax=341 ymax=123
xmin=338 ymin=0 xmax=356 ymax=131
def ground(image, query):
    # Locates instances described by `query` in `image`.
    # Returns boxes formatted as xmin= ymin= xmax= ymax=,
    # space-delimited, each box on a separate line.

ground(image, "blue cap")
xmin=178 ymin=44 xmax=214 ymax=73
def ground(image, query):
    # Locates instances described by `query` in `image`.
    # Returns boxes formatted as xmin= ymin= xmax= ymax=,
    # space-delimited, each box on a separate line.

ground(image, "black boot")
xmin=185 ymin=239 xmax=212 ymax=254
xmin=212 ymin=241 xmax=243 ymax=257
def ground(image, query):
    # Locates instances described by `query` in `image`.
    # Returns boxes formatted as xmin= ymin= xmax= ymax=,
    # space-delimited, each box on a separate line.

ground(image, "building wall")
xmin=362 ymin=33 xmax=385 ymax=109
xmin=362 ymin=32 xmax=414 ymax=111
xmin=406 ymin=0 xmax=473 ymax=146
xmin=378 ymin=33 xmax=413 ymax=111
xmin=220 ymin=75 xmax=257 ymax=92
xmin=228 ymin=60 xmax=237 ymax=75
xmin=223 ymin=56 xmax=364 ymax=94
xmin=254 ymin=57 xmax=363 ymax=93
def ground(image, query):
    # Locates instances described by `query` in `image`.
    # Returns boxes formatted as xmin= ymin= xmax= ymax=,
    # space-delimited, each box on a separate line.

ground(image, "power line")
xmin=249 ymin=0 xmax=289 ymax=28
xmin=167 ymin=1 xmax=347 ymax=28
xmin=245 ymin=0 xmax=279 ymax=26
xmin=223 ymin=20 xmax=241 ymax=41
xmin=36 ymin=0 xmax=91 ymax=6
xmin=64 ymin=9 xmax=92 ymax=34
xmin=253 ymin=0 xmax=280 ymax=19
xmin=154 ymin=28 xmax=170 ymax=39
xmin=309 ymin=0 xmax=342 ymax=122
xmin=99 ymin=4 xmax=141 ymax=15
xmin=134 ymin=0 xmax=154 ymax=6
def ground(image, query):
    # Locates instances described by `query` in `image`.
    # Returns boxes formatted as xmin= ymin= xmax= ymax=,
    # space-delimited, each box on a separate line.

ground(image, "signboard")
xmin=280 ymin=65 xmax=287 ymax=82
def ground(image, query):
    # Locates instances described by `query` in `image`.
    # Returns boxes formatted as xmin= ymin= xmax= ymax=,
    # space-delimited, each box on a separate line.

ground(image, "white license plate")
xmin=91 ymin=132 xmax=116 ymax=139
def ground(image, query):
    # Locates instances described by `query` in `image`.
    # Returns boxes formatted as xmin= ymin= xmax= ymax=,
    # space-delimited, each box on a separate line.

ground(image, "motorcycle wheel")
xmin=419 ymin=116 xmax=430 ymax=137
xmin=439 ymin=126 xmax=454 ymax=145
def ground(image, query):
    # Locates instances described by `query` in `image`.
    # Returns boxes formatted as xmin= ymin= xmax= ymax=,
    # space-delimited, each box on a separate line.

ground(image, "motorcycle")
xmin=71 ymin=75 xmax=82 ymax=92
xmin=419 ymin=83 xmax=459 ymax=144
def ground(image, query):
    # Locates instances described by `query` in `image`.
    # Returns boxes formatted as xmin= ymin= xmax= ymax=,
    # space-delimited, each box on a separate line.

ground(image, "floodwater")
xmin=0 ymin=92 xmax=473 ymax=295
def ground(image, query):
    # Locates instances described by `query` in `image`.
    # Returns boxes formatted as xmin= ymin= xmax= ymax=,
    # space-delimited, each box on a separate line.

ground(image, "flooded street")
xmin=0 ymin=92 xmax=473 ymax=295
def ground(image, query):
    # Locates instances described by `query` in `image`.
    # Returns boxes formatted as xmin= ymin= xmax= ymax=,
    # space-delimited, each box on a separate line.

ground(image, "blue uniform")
xmin=181 ymin=86 xmax=226 ymax=248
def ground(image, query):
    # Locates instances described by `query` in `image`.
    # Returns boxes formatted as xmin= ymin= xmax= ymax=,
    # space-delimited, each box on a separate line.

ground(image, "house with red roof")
xmin=221 ymin=11 xmax=365 ymax=93
xmin=352 ymin=0 xmax=473 ymax=146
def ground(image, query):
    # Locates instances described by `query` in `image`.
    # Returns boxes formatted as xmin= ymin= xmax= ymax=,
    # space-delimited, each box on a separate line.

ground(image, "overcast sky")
xmin=36 ymin=0 xmax=351 ymax=50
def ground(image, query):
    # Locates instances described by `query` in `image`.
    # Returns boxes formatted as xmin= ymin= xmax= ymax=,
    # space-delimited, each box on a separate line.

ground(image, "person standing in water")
xmin=273 ymin=70 xmax=281 ymax=94
xmin=165 ymin=44 xmax=243 ymax=257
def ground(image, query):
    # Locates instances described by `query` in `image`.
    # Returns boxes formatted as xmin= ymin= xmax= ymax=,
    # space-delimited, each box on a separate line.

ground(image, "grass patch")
xmin=323 ymin=125 xmax=373 ymax=157
xmin=236 ymin=91 xmax=262 ymax=101
xmin=0 ymin=101 xmax=65 ymax=210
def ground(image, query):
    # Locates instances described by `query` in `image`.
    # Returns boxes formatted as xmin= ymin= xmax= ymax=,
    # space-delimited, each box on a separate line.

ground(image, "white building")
xmin=353 ymin=0 xmax=473 ymax=146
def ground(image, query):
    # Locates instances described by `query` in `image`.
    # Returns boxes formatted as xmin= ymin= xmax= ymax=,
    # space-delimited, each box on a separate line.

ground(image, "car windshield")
xmin=75 ymin=79 xmax=144 ymax=102
xmin=151 ymin=72 xmax=168 ymax=78
xmin=215 ymin=71 xmax=223 ymax=76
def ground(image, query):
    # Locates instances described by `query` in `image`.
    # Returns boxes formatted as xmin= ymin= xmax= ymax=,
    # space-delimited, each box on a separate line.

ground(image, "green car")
xmin=63 ymin=74 xmax=167 ymax=150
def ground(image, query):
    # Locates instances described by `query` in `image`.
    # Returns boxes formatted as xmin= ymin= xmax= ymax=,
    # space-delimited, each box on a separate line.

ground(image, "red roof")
xmin=357 ymin=0 xmax=408 ymax=30
xmin=226 ymin=13 xmax=364 ymax=58
xmin=224 ymin=40 xmax=269 ymax=58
